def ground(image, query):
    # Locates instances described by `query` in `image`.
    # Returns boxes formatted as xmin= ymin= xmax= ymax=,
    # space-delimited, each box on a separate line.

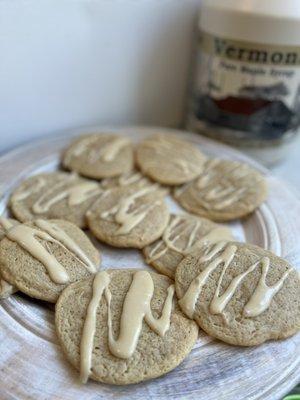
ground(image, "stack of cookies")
xmin=0 ymin=132 xmax=299 ymax=385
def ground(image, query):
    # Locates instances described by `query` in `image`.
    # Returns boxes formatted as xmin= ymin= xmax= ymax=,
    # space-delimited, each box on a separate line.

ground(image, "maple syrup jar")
xmin=187 ymin=0 xmax=300 ymax=165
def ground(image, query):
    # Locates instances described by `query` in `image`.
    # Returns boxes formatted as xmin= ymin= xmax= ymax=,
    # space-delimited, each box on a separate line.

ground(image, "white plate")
xmin=0 ymin=126 xmax=299 ymax=400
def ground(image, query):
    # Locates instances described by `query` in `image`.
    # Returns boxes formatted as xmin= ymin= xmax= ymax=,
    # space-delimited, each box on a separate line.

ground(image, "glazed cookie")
xmin=175 ymin=241 xmax=300 ymax=346
xmin=62 ymin=133 xmax=134 ymax=179
xmin=143 ymin=214 xmax=233 ymax=279
xmin=87 ymin=185 xmax=170 ymax=248
xmin=174 ymin=159 xmax=267 ymax=221
xmin=55 ymin=269 xmax=198 ymax=384
xmin=0 ymin=218 xmax=101 ymax=302
xmin=136 ymin=134 xmax=206 ymax=185
xmin=0 ymin=218 xmax=19 ymax=240
xmin=10 ymin=172 xmax=102 ymax=228
xmin=0 ymin=218 xmax=19 ymax=298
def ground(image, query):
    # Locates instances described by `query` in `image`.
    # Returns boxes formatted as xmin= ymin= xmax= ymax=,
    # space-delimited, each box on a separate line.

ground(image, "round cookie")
xmin=136 ymin=134 xmax=206 ymax=185
xmin=174 ymin=158 xmax=268 ymax=221
xmin=87 ymin=185 xmax=170 ymax=249
xmin=143 ymin=214 xmax=233 ymax=279
xmin=55 ymin=269 xmax=199 ymax=385
xmin=62 ymin=133 xmax=134 ymax=179
xmin=10 ymin=172 xmax=102 ymax=228
xmin=175 ymin=241 xmax=300 ymax=346
xmin=0 ymin=218 xmax=101 ymax=302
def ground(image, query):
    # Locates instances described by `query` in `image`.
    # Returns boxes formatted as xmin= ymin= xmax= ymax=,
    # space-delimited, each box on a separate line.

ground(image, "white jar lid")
xmin=200 ymin=0 xmax=300 ymax=46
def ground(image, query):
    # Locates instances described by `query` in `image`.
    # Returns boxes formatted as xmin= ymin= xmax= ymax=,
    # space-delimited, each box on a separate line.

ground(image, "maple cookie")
xmin=175 ymin=241 xmax=300 ymax=346
xmin=55 ymin=269 xmax=198 ymax=385
xmin=143 ymin=214 xmax=233 ymax=279
xmin=136 ymin=134 xmax=206 ymax=185
xmin=0 ymin=218 xmax=19 ymax=299
xmin=10 ymin=172 xmax=102 ymax=228
xmin=87 ymin=185 xmax=170 ymax=249
xmin=62 ymin=133 xmax=134 ymax=179
xmin=174 ymin=158 xmax=268 ymax=221
xmin=0 ymin=218 xmax=100 ymax=303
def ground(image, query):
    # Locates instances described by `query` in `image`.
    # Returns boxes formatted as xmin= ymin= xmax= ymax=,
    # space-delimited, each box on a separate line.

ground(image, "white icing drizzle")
xmin=147 ymin=241 xmax=168 ymax=263
xmin=0 ymin=218 xmax=14 ymax=231
xmin=35 ymin=220 xmax=97 ymax=273
xmin=80 ymin=271 xmax=110 ymax=384
xmin=118 ymin=172 xmax=145 ymax=186
xmin=147 ymin=215 xmax=233 ymax=263
xmin=32 ymin=177 xmax=100 ymax=214
xmin=142 ymin=136 xmax=204 ymax=176
xmin=88 ymin=137 xmax=130 ymax=164
xmin=0 ymin=217 xmax=97 ymax=284
xmin=80 ymin=270 xmax=174 ymax=383
xmin=68 ymin=135 xmax=99 ymax=162
xmin=174 ymin=159 xmax=202 ymax=175
xmin=66 ymin=135 xmax=130 ymax=165
xmin=243 ymin=258 xmax=291 ymax=317
xmin=0 ymin=217 xmax=69 ymax=284
xmin=179 ymin=242 xmax=291 ymax=319
xmin=100 ymin=186 xmax=162 ymax=235
xmin=101 ymin=172 xmax=150 ymax=190
xmin=13 ymin=177 xmax=46 ymax=202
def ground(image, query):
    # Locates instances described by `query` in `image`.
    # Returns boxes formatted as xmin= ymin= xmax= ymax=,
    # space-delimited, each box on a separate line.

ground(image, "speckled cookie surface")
xmin=87 ymin=185 xmax=170 ymax=249
xmin=0 ymin=219 xmax=101 ymax=302
xmin=143 ymin=214 xmax=233 ymax=279
xmin=174 ymin=159 xmax=268 ymax=221
xmin=55 ymin=269 xmax=198 ymax=385
xmin=175 ymin=241 xmax=300 ymax=346
xmin=10 ymin=172 xmax=102 ymax=228
xmin=136 ymin=134 xmax=206 ymax=185
xmin=62 ymin=133 xmax=134 ymax=179
xmin=0 ymin=218 xmax=19 ymax=298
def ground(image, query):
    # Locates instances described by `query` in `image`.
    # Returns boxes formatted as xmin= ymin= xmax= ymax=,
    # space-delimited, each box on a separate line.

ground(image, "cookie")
xmin=175 ymin=241 xmax=300 ymax=346
xmin=10 ymin=172 xmax=102 ymax=228
xmin=55 ymin=269 xmax=198 ymax=384
xmin=87 ymin=185 xmax=170 ymax=249
xmin=174 ymin=158 xmax=267 ymax=221
xmin=136 ymin=134 xmax=206 ymax=185
xmin=62 ymin=133 xmax=134 ymax=179
xmin=143 ymin=214 xmax=233 ymax=279
xmin=0 ymin=218 xmax=19 ymax=298
xmin=0 ymin=218 xmax=101 ymax=302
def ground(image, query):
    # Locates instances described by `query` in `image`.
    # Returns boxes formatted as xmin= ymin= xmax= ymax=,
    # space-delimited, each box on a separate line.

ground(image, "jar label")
xmin=189 ymin=31 xmax=300 ymax=142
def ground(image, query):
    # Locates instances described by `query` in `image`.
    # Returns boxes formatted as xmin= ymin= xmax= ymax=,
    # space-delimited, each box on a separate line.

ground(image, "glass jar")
xmin=187 ymin=0 xmax=300 ymax=165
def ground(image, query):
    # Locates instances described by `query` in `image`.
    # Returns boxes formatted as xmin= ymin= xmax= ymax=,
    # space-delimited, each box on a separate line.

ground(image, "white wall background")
xmin=0 ymin=0 xmax=201 ymax=151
